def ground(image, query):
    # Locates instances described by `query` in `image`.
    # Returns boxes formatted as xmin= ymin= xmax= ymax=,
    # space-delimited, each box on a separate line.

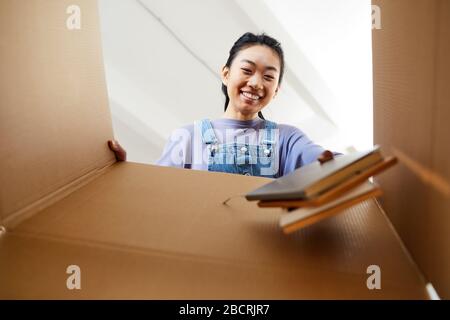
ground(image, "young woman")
xmin=109 ymin=32 xmax=337 ymax=177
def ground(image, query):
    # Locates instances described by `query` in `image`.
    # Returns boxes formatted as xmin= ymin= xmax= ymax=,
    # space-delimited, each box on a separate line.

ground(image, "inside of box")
xmin=373 ymin=0 xmax=450 ymax=299
xmin=1 ymin=162 xmax=428 ymax=298
xmin=1 ymin=0 xmax=445 ymax=298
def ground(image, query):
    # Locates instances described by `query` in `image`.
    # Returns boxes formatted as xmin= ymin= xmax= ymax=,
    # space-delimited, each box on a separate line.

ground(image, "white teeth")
xmin=242 ymin=91 xmax=260 ymax=100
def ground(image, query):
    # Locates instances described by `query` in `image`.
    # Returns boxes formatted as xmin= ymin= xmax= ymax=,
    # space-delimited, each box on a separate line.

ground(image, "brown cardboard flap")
xmin=0 ymin=230 xmax=427 ymax=299
xmin=0 ymin=0 xmax=115 ymax=225
xmin=373 ymin=0 xmax=450 ymax=298
xmin=1 ymin=162 xmax=428 ymax=299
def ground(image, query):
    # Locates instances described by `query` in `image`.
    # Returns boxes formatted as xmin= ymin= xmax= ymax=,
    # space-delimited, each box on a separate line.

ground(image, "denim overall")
xmin=198 ymin=119 xmax=278 ymax=178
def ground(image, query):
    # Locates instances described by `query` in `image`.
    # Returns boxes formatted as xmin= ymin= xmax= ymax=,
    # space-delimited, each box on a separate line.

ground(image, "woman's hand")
xmin=108 ymin=140 xmax=127 ymax=161
xmin=317 ymin=150 xmax=334 ymax=164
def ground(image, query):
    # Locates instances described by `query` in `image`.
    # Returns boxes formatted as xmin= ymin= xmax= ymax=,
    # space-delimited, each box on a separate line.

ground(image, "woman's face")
xmin=221 ymin=45 xmax=281 ymax=117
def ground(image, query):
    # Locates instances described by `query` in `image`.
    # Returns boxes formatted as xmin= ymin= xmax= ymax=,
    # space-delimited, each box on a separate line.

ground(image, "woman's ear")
xmin=221 ymin=66 xmax=229 ymax=86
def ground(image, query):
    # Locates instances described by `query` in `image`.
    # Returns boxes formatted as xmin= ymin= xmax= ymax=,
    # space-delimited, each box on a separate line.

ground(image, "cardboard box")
xmin=372 ymin=0 xmax=450 ymax=299
xmin=0 ymin=0 xmax=444 ymax=299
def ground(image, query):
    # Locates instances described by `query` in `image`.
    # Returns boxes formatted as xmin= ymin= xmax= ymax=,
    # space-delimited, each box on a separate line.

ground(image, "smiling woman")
xmin=220 ymin=34 xmax=283 ymax=121
xmin=110 ymin=32 xmax=339 ymax=178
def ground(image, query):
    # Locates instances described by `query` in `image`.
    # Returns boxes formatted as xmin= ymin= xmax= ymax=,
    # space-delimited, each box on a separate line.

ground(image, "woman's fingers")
xmin=108 ymin=140 xmax=127 ymax=161
xmin=317 ymin=150 xmax=334 ymax=164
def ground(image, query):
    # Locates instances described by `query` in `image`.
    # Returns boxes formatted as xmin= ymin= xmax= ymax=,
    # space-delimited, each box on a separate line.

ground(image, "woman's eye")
xmin=264 ymin=75 xmax=275 ymax=81
xmin=241 ymin=68 xmax=252 ymax=74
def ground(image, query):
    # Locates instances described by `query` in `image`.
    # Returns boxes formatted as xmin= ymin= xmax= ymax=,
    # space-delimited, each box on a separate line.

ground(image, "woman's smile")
xmin=240 ymin=90 xmax=263 ymax=103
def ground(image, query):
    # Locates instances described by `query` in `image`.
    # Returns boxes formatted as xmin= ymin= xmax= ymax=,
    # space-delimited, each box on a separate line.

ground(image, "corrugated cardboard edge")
xmin=3 ymin=160 xmax=116 ymax=230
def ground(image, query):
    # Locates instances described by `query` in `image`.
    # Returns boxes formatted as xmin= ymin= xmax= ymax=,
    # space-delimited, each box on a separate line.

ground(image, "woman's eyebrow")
xmin=240 ymin=59 xmax=278 ymax=72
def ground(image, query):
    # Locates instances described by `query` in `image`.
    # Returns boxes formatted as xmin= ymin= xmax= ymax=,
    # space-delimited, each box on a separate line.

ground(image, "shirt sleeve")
xmin=279 ymin=125 xmax=342 ymax=176
xmin=154 ymin=126 xmax=193 ymax=169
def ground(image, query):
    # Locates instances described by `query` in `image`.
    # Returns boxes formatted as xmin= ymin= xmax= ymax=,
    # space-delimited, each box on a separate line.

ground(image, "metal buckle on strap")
xmin=208 ymin=144 xmax=218 ymax=156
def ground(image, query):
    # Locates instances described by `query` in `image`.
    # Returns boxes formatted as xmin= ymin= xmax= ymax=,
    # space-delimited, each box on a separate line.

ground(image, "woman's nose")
xmin=248 ymin=73 xmax=263 ymax=90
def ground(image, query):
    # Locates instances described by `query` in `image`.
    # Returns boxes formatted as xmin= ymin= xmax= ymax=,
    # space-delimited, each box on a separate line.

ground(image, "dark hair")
xmin=222 ymin=32 xmax=285 ymax=120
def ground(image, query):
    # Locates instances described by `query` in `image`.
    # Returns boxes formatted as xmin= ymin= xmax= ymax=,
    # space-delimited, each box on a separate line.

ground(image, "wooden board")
xmin=281 ymin=187 xmax=383 ymax=234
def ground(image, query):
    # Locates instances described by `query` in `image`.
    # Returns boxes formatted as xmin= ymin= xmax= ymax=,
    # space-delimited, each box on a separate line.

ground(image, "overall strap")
xmin=259 ymin=120 xmax=278 ymax=147
xmin=197 ymin=119 xmax=218 ymax=145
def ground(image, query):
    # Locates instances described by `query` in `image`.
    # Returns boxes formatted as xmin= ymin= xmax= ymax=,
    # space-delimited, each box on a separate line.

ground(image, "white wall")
xmin=98 ymin=0 xmax=373 ymax=164
xmin=263 ymin=0 xmax=374 ymax=151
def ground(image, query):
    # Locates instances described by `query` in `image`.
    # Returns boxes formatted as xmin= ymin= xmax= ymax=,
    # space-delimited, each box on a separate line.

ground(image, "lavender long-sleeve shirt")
xmin=155 ymin=118 xmax=335 ymax=178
